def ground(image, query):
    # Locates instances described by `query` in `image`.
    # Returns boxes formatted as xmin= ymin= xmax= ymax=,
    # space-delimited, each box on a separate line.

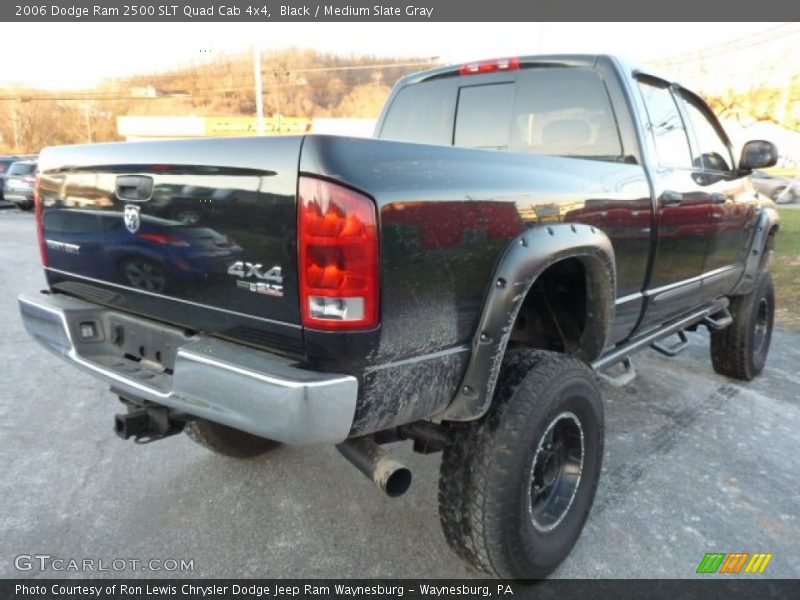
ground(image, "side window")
xmin=636 ymin=80 xmax=692 ymax=169
xmin=454 ymin=84 xmax=515 ymax=148
xmin=379 ymin=79 xmax=457 ymax=146
xmin=679 ymin=95 xmax=734 ymax=172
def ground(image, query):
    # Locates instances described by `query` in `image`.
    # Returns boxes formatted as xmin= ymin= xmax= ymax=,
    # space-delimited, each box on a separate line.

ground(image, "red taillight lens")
xmin=459 ymin=57 xmax=521 ymax=75
xmin=34 ymin=175 xmax=48 ymax=267
xmin=298 ymin=176 xmax=379 ymax=331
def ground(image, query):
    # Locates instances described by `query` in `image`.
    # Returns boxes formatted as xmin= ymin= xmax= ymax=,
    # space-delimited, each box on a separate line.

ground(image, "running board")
xmin=596 ymin=356 xmax=636 ymax=387
xmin=592 ymin=299 xmax=729 ymax=385
xmin=703 ymin=307 xmax=733 ymax=330
xmin=651 ymin=330 xmax=689 ymax=357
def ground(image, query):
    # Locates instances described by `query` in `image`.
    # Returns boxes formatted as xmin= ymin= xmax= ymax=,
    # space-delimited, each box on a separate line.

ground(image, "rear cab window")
xmin=379 ymin=66 xmax=625 ymax=163
xmin=379 ymin=78 xmax=457 ymax=146
xmin=453 ymin=83 xmax=515 ymax=148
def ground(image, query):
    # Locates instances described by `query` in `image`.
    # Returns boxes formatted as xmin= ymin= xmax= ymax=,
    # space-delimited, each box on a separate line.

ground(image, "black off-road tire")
xmin=185 ymin=420 xmax=281 ymax=458
xmin=438 ymin=350 xmax=604 ymax=579
xmin=710 ymin=270 xmax=775 ymax=381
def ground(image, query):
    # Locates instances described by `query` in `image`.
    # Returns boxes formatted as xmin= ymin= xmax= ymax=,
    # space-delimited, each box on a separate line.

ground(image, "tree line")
xmin=0 ymin=48 xmax=437 ymax=154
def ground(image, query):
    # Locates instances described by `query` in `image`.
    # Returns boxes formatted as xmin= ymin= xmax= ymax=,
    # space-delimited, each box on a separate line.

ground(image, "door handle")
xmin=115 ymin=175 xmax=154 ymax=202
xmin=660 ymin=190 xmax=683 ymax=207
xmin=710 ymin=193 xmax=727 ymax=205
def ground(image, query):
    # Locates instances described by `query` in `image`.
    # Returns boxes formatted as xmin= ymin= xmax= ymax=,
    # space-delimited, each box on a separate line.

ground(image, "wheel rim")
xmin=527 ymin=411 xmax=584 ymax=532
xmin=124 ymin=261 xmax=166 ymax=292
xmin=753 ymin=297 xmax=769 ymax=354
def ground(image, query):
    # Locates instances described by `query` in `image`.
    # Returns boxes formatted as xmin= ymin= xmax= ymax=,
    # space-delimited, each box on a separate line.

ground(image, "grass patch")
xmin=773 ymin=208 xmax=800 ymax=330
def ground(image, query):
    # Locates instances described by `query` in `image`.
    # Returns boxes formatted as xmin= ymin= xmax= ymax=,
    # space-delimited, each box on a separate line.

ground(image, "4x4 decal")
xmin=228 ymin=261 xmax=284 ymax=297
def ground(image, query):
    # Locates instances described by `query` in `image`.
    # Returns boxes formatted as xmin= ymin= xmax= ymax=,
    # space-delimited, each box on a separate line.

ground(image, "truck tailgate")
xmin=37 ymin=136 xmax=305 ymax=356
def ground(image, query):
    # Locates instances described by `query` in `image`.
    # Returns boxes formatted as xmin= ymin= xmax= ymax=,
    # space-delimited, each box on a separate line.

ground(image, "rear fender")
xmin=437 ymin=223 xmax=615 ymax=422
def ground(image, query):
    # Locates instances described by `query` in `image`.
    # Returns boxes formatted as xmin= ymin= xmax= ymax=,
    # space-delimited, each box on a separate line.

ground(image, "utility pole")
xmin=273 ymin=71 xmax=283 ymax=132
xmin=84 ymin=102 xmax=93 ymax=143
xmin=253 ymin=45 xmax=265 ymax=135
xmin=10 ymin=99 xmax=22 ymax=152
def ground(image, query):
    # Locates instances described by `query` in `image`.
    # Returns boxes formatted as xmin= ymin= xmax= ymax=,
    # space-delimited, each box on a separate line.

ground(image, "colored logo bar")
xmin=697 ymin=552 xmax=773 ymax=574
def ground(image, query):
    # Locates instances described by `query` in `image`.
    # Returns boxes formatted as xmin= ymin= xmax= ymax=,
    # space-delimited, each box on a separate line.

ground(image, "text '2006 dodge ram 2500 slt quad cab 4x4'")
xmin=19 ymin=55 xmax=780 ymax=578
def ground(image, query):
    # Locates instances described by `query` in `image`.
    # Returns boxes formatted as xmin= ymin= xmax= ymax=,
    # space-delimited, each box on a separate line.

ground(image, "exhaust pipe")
xmin=337 ymin=437 xmax=412 ymax=498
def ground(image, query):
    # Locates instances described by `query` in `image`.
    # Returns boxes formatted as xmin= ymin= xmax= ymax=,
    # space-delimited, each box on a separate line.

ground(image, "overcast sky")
xmin=1 ymin=22 xmax=796 ymax=91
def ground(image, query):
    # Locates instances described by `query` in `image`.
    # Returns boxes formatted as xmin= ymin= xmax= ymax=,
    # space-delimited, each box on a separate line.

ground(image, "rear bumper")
xmin=18 ymin=292 xmax=358 ymax=444
xmin=4 ymin=191 xmax=33 ymax=204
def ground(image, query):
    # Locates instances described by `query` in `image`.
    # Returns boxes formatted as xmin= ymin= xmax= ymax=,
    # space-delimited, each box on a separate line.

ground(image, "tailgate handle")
xmin=115 ymin=175 xmax=154 ymax=202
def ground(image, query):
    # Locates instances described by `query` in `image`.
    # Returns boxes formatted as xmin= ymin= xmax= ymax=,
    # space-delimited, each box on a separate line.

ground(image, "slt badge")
xmin=228 ymin=261 xmax=284 ymax=297
xmin=124 ymin=205 xmax=141 ymax=234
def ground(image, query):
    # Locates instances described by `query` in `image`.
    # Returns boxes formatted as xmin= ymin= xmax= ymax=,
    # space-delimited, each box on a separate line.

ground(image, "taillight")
xmin=34 ymin=175 xmax=48 ymax=267
xmin=459 ymin=57 xmax=521 ymax=75
xmin=298 ymin=176 xmax=379 ymax=331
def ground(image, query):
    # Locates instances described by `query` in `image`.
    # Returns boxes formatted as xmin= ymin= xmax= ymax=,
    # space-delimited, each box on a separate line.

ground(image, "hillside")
xmin=0 ymin=48 xmax=438 ymax=154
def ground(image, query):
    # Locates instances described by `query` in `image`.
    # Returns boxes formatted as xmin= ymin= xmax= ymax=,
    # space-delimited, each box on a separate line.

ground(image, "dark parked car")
xmin=4 ymin=159 xmax=37 ymax=210
xmin=19 ymin=55 xmax=779 ymax=579
xmin=751 ymin=169 xmax=800 ymax=203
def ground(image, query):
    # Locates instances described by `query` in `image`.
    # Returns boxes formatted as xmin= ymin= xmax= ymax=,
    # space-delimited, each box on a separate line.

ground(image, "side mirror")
xmin=739 ymin=140 xmax=778 ymax=171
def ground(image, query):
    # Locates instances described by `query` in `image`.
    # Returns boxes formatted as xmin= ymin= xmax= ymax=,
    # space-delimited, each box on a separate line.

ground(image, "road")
xmin=0 ymin=208 xmax=798 ymax=579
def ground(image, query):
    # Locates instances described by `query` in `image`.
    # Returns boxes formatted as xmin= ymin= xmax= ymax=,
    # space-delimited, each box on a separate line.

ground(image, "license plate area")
xmin=66 ymin=310 xmax=197 ymax=372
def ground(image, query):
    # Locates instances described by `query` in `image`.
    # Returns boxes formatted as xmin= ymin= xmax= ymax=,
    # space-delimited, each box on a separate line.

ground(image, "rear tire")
xmin=17 ymin=201 xmax=34 ymax=211
xmin=710 ymin=271 xmax=774 ymax=381
xmin=438 ymin=350 xmax=604 ymax=579
xmin=185 ymin=420 xmax=281 ymax=458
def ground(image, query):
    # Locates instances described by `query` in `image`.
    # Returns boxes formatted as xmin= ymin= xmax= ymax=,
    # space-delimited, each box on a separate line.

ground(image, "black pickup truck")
xmin=19 ymin=55 xmax=780 ymax=578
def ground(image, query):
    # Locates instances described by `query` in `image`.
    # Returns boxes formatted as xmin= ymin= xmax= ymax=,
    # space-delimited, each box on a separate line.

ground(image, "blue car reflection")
xmin=43 ymin=209 xmax=244 ymax=293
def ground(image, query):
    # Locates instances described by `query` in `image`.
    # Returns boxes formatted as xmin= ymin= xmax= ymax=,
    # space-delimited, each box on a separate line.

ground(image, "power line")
xmin=262 ymin=59 xmax=439 ymax=75
xmin=0 ymin=57 xmax=440 ymax=90
xmin=0 ymin=65 xmax=425 ymax=102
xmin=651 ymin=23 xmax=800 ymax=66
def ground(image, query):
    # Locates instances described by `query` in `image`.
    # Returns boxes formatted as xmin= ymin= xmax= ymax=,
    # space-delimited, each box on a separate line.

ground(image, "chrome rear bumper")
xmin=18 ymin=292 xmax=358 ymax=444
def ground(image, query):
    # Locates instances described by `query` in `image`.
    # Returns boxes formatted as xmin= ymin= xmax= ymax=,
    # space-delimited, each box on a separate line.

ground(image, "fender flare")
xmin=437 ymin=223 xmax=616 ymax=422
xmin=730 ymin=206 xmax=780 ymax=296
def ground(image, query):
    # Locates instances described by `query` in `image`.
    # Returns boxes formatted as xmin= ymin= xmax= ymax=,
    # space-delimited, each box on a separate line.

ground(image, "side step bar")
xmin=592 ymin=299 xmax=730 ymax=386
xmin=651 ymin=330 xmax=689 ymax=357
xmin=703 ymin=307 xmax=733 ymax=330
xmin=597 ymin=356 xmax=637 ymax=388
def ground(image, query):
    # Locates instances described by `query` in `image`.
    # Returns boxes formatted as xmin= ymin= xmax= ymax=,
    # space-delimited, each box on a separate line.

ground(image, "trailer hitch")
xmin=114 ymin=398 xmax=193 ymax=444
